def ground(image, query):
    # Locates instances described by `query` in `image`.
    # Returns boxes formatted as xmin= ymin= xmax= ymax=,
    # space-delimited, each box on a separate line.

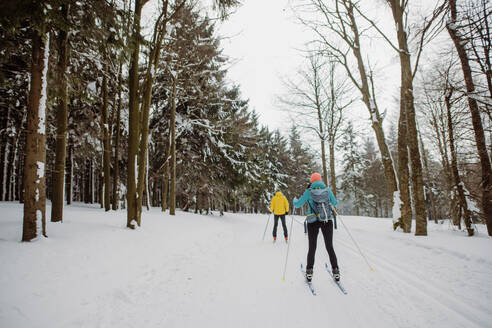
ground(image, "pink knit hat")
xmin=310 ymin=173 xmax=322 ymax=183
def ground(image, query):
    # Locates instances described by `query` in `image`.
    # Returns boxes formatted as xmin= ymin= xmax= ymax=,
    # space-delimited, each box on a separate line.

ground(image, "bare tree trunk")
xmin=345 ymin=2 xmax=399 ymax=207
xmin=161 ymin=138 xmax=170 ymax=212
xmin=51 ymin=4 xmax=70 ymax=222
xmin=145 ymin=150 xmax=150 ymax=211
xmin=15 ymin=145 xmax=21 ymax=201
xmin=99 ymin=170 xmax=103 ymax=208
xmin=6 ymin=134 xmax=15 ymax=201
xmin=388 ymin=0 xmax=427 ymax=235
xmin=445 ymin=90 xmax=474 ymax=236
xmin=1 ymin=111 xmax=10 ymax=201
xmin=18 ymin=144 xmax=25 ymax=203
xmin=8 ymin=131 xmax=20 ymax=201
xmin=22 ymin=30 xmax=49 ymax=241
xmin=430 ymin=108 xmax=456 ymax=223
xmin=169 ymin=78 xmax=177 ymax=215
xmin=66 ymin=140 xmax=73 ymax=205
xmin=397 ymin=104 xmax=412 ymax=232
xmin=315 ymin=99 xmax=328 ymax=185
xmin=112 ymin=63 xmax=122 ymax=211
xmin=84 ymin=159 xmax=90 ymax=203
xmin=101 ymin=64 xmax=111 ymax=211
xmin=329 ymin=143 xmax=336 ymax=196
xmin=127 ymin=0 xmax=148 ymax=228
xmin=419 ymin=132 xmax=437 ymax=224
xmin=447 ymin=0 xmax=492 ymax=235
xmin=136 ymin=1 xmax=169 ymax=223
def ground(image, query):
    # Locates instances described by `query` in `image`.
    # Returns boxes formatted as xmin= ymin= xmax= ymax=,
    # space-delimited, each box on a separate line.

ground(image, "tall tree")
xmin=279 ymin=52 xmax=352 ymax=192
xmin=51 ymin=3 xmax=70 ymax=222
xmin=169 ymin=76 xmax=177 ymax=215
xmin=382 ymin=0 xmax=445 ymax=235
xmin=23 ymin=6 xmax=50 ymax=241
xmin=444 ymin=87 xmax=474 ymax=235
xmin=447 ymin=0 xmax=492 ymax=235
xmin=101 ymin=63 xmax=111 ymax=211
xmin=339 ymin=122 xmax=365 ymax=216
xmin=127 ymin=0 xmax=149 ymax=229
xmin=297 ymin=0 xmax=399 ymax=222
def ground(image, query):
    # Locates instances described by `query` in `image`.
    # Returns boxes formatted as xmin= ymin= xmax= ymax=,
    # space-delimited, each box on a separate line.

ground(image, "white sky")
xmin=216 ymin=0 xmax=399 ymax=136
xmin=144 ymin=0 xmax=447 ymax=158
xmin=215 ymin=0 xmax=444 ymax=140
xmin=216 ymin=0 xmax=313 ymax=134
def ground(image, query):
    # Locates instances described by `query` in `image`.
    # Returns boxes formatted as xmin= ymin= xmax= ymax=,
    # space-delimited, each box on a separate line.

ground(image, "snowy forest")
xmin=1 ymin=0 xmax=492 ymax=327
xmin=2 ymin=0 xmax=490 ymax=240
xmin=1 ymin=0 xmax=325 ymax=239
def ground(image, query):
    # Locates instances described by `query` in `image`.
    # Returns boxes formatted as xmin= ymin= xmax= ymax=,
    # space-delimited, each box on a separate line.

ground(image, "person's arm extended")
xmin=293 ymin=189 xmax=310 ymax=208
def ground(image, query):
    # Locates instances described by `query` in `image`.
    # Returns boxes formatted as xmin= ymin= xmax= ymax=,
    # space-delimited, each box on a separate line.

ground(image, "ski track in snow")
xmin=332 ymin=218 xmax=492 ymax=328
xmin=0 ymin=202 xmax=491 ymax=328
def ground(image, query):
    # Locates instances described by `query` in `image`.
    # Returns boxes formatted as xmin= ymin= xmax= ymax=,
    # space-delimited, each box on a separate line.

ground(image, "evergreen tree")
xmin=339 ymin=122 xmax=364 ymax=216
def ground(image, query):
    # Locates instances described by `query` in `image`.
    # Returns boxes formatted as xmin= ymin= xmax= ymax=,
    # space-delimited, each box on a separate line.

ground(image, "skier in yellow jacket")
xmin=270 ymin=191 xmax=290 ymax=242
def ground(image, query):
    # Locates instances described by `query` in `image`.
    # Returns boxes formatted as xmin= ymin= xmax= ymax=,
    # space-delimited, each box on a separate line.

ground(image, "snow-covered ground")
xmin=1 ymin=201 xmax=491 ymax=328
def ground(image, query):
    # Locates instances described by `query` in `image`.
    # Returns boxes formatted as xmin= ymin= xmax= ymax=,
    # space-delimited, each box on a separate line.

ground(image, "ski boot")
xmin=305 ymin=268 xmax=313 ymax=282
xmin=285 ymin=236 xmax=288 ymax=243
xmin=332 ymin=267 xmax=340 ymax=281
xmin=273 ymin=237 xmax=277 ymax=243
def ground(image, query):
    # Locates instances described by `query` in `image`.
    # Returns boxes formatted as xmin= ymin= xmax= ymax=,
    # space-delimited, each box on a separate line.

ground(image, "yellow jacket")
xmin=270 ymin=191 xmax=289 ymax=215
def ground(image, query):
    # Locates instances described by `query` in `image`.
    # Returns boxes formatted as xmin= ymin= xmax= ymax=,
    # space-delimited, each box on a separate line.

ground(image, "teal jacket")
xmin=293 ymin=180 xmax=338 ymax=223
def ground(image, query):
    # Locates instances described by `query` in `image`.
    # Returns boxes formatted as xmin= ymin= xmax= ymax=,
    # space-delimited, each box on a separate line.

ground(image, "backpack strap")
xmin=307 ymin=200 xmax=318 ymax=218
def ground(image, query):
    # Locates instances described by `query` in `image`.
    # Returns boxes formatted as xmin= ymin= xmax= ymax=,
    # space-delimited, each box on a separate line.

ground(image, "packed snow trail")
xmin=0 ymin=202 xmax=491 ymax=328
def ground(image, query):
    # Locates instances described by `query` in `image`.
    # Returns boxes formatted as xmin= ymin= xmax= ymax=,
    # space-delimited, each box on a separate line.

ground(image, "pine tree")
xmin=339 ymin=122 xmax=365 ymax=216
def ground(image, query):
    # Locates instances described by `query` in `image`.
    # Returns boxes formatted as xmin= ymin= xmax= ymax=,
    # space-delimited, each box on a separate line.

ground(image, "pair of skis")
xmin=300 ymin=263 xmax=347 ymax=295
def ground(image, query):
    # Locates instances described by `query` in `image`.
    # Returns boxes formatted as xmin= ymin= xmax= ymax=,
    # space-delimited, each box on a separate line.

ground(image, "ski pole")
xmin=262 ymin=213 xmax=271 ymax=242
xmin=338 ymin=215 xmax=375 ymax=272
xmin=282 ymin=210 xmax=295 ymax=280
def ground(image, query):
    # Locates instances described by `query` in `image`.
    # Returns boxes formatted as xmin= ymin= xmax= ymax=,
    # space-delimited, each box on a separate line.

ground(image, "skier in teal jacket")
xmin=293 ymin=173 xmax=340 ymax=282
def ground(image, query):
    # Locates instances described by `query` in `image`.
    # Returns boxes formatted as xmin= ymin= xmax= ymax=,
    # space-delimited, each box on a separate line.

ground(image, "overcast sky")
xmin=214 ymin=0 xmax=445 ymax=142
xmin=216 ymin=0 xmax=398 ymax=136
xmin=216 ymin=1 xmax=313 ymax=134
xmin=142 ymin=0 xmax=446 ymax=155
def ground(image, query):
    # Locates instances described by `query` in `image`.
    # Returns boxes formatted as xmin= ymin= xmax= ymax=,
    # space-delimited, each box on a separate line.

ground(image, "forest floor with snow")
xmin=1 ymin=201 xmax=491 ymax=328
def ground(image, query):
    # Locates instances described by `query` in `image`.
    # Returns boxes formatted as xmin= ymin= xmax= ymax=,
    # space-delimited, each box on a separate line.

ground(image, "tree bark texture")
xmin=101 ymin=64 xmax=111 ymax=211
xmin=397 ymin=104 xmax=412 ymax=232
xmin=161 ymin=138 xmax=170 ymax=211
xmin=419 ymin=133 xmax=437 ymax=224
xmin=389 ymin=0 xmax=427 ymax=235
xmin=447 ymin=0 xmax=492 ymax=235
xmin=112 ymin=62 xmax=122 ymax=211
xmin=127 ymin=0 xmax=147 ymax=228
xmin=51 ymin=4 xmax=70 ymax=222
xmin=22 ymin=31 xmax=49 ymax=241
xmin=1 ymin=109 xmax=11 ymax=201
xmin=66 ymin=141 xmax=73 ymax=205
xmin=329 ymin=143 xmax=337 ymax=197
xmin=345 ymin=2 xmax=399 ymax=205
xmin=169 ymin=79 xmax=177 ymax=215
xmin=136 ymin=0 xmax=168 ymax=222
xmin=445 ymin=91 xmax=474 ymax=236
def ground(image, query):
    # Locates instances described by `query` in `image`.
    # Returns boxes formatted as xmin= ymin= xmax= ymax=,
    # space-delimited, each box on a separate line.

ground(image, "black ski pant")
xmin=306 ymin=220 xmax=338 ymax=271
xmin=273 ymin=214 xmax=288 ymax=238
